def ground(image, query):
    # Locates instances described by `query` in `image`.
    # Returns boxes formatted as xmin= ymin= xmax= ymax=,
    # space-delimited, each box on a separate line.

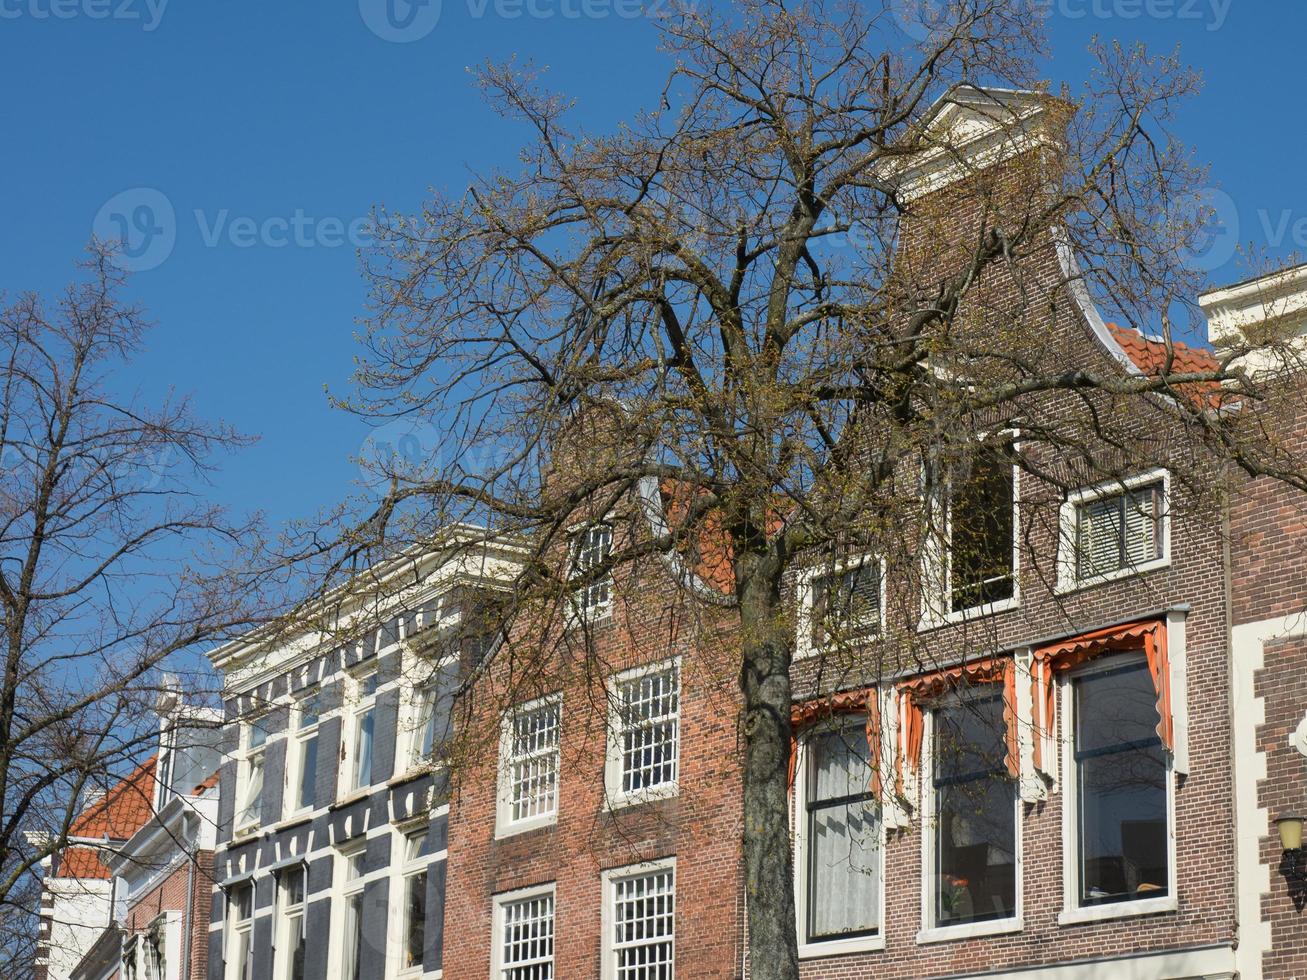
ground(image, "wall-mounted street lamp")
xmin=1276 ymin=813 xmax=1305 ymax=912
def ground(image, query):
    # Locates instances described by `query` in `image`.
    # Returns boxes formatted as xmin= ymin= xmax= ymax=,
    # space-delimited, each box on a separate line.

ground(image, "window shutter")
xmin=1124 ymin=485 xmax=1161 ymax=566
xmin=1078 ymin=495 xmax=1123 ymax=579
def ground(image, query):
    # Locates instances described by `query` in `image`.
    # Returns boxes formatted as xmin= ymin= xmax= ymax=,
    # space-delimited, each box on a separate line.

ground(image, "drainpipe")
xmin=181 ymin=813 xmax=196 ymax=980
xmin=1220 ymin=476 xmax=1240 ymax=949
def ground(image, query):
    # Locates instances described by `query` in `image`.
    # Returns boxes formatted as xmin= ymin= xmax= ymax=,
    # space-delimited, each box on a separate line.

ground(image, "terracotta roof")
xmin=55 ymin=846 xmax=112 ymax=880
xmin=67 ymin=756 xmax=156 ymax=842
xmin=1106 ymin=323 xmax=1224 ymax=407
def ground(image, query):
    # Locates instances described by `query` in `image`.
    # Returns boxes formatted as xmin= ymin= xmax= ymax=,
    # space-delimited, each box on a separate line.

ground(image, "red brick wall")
xmin=1228 ymin=390 xmax=1307 ymax=980
xmin=443 ymin=546 xmax=746 ymax=980
xmin=124 ymin=850 xmax=215 ymax=980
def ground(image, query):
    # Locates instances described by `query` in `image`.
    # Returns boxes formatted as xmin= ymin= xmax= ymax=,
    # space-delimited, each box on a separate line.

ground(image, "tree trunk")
xmin=737 ymin=561 xmax=799 ymax=980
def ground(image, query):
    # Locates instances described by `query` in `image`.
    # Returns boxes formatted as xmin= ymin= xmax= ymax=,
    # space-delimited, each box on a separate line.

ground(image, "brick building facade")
xmin=192 ymin=86 xmax=1307 ymax=980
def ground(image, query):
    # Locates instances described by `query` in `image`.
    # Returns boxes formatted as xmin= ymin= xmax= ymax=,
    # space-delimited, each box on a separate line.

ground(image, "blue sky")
xmin=0 ymin=0 xmax=1298 ymax=530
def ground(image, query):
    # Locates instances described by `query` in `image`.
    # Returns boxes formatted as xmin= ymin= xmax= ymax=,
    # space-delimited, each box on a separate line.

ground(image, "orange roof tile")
xmin=55 ymin=847 xmax=111 ymax=880
xmin=1106 ymin=323 xmax=1224 ymax=408
xmin=68 ymin=756 xmax=156 ymax=842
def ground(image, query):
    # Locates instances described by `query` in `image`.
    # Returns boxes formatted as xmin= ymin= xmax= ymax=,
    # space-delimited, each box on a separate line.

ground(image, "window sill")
xmin=387 ymin=763 xmax=442 ymax=788
xmin=604 ymin=782 xmax=679 ymax=811
xmin=798 ymin=933 xmax=884 ymax=959
xmin=267 ymin=813 xmax=314 ymax=834
xmin=916 ymin=917 xmax=1023 ymax=944
xmin=232 ymin=824 xmax=260 ymax=841
xmin=494 ymin=812 xmax=558 ymax=840
xmin=1054 ymin=558 xmax=1171 ymax=596
xmin=918 ymin=596 xmax=1020 ymax=632
xmin=328 ymin=787 xmax=374 ymax=811
xmin=1057 ymin=896 xmax=1175 ymax=925
xmin=794 ymin=632 xmax=883 ymax=661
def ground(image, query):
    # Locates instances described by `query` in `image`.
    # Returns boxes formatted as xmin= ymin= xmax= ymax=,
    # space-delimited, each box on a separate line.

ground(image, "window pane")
xmin=806 ymin=726 xmax=880 ymax=941
xmin=240 ymin=755 xmax=264 ymax=827
xmin=342 ymin=892 xmax=364 ymax=980
xmin=404 ymin=870 xmax=427 ymax=969
xmin=1074 ymin=660 xmax=1168 ymax=906
xmin=933 ymin=695 xmax=1017 ymax=925
xmin=510 ymin=701 xmax=561 ymax=822
xmin=501 ymin=893 xmax=554 ymax=979
xmin=296 ymin=734 xmax=318 ymax=811
xmin=354 ymin=707 xmax=375 ymax=789
xmin=950 ymin=449 xmax=1015 ymax=611
xmin=613 ymin=870 xmax=674 ymax=980
xmin=572 ymin=524 xmax=613 ymax=612
xmin=619 ymin=669 xmax=678 ymax=794
xmin=812 ymin=563 xmax=880 ymax=646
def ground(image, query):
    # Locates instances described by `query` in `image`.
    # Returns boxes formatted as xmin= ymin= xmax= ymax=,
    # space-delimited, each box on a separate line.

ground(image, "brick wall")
xmin=124 ymin=851 xmax=215 ymax=980
xmin=442 ymin=545 xmax=746 ymax=979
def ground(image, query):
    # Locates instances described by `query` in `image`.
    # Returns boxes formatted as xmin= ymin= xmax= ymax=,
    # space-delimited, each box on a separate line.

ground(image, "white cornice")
xmin=878 ymin=85 xmax=1068 ymax=203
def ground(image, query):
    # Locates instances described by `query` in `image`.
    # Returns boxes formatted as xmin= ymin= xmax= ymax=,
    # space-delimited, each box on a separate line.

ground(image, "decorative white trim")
xmin=1013 ymin=648 xmax=1046 ymax=803
xmin=603 ymin=659 xmax=681 ymax=810
xmin=1228 ymin=614 xmax=1307 ymax=980
xmin=495 ymin=693 xmax=562 ymax=839
xmin=928 ymin=943 xmax=1235 ymax=980
xmin=876 ymin=86 xmax=1063 ymax=204
xmin=600 ymin=857 xmax=676 ymax=980
xmin=1054 ymin=469 xmax=1172 ymax=595
xmin=791 ymin=723 xmax=886 ymax=960
xmin=1058 ymin=654 xmax=1178 ymax=924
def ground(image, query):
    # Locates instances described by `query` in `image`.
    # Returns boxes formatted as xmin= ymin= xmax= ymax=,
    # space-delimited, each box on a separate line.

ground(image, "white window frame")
xmin=795 ymin=555 xmax=886 ymax=660
xmin=273 ymin=863 xmax=307 ymax=980
xmin=917 ymin=693 xmax=1024 ymax=944
xmin=224 ymin=880 xmax=255 ymax=980
xmin=1057 ymin=653 xmax=1178 ymax=925
xmin=792 ymin=723 xmax=886 ymax=959
xmin=340 ymin=667 xmax=381 ymax=798
xmin=329 ymin=845 xmax=370 ymax=980
xmin=283 ymin=691 xmax=322 ymax=820
xmin=403 ymin=652 xmax=459 ymax=774
xmin=490 ymin=881 xmax=556 ymax=980
xmin=235 ymin=720 xmax=269 ymax=835
xmin=604 ymin=659 xmax=680 ymax=810
xmin=1056 ymin=468 xmax=1171 ymax=593
xmin=600 ymin=857 xmax=676 ymax=980
xmin=569 ymin=522 xmax=614 ymax=623
xmin=496 ymin=694 xmax=563 ymax=838
xmin=390 ymin=823 xmax=433 ymax=979
xmin=919 ymin=437 xmax=1021 ymax=630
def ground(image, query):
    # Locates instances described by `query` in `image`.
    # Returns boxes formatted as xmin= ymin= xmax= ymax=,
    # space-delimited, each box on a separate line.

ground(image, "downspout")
xmin=181 ymin=813 xmax=196 ymax=980
xmin=1220 ymin=475 xmax=1240 ymax=954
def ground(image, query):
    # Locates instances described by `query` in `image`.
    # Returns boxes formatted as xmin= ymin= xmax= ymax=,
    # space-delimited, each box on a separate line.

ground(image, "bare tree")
xmin=320 ymin=2 xmax=1307 ymax=976
xmin=0 ymin=243 xmax=261 ymax=967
